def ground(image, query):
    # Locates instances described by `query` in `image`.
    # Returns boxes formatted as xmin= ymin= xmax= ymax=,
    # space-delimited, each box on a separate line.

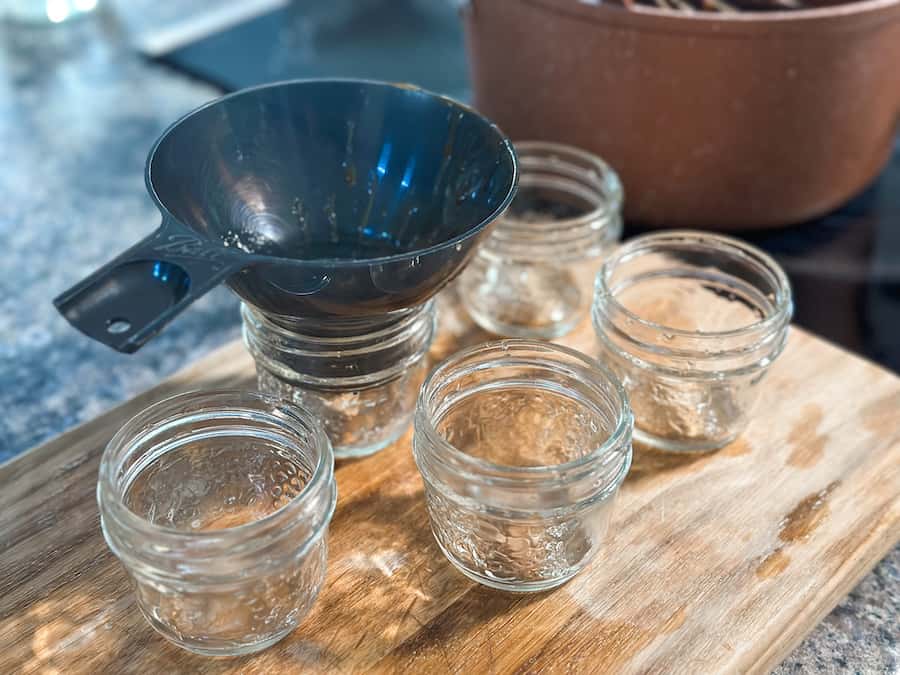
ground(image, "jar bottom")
xmin=148 ymin=617 xmax=296 ymax=656
xmin=633 ymin=427 xmax=739 ymax=454
xmin=255 ymin=365 xmax=424 ymax=460
xmin=128 ymin=527 xmax=330 ymax=657
xmin=464 ymin=303 xmax=584 ymax=340
xmin=459 ymin=258 xmax=595 ymax=339
xmin=137 ymin=601 xmax=302 ymax=657
xmin=423 ymin=486 xmax=611 ymax=594
xmin=433 ymin=534 xmax=579 ymax=592
xmin=329 ymin=414 xmax=412 ymax=459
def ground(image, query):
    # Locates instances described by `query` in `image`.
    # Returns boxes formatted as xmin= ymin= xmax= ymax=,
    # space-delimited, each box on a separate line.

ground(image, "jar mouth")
xmin=98 ymin=390 xmax=335 ymax=552
xmin=484 ymin=141 xmax=623 ymax=260
xmin=241 ymin=301 xmax=435 ymax=357
xmin=596 ymin=230 xmax=793 ymax=343
xmin=416 ymin=339 xmax=632 ymax=481
xmin=242 ymin=301 xmax=437 ymax=387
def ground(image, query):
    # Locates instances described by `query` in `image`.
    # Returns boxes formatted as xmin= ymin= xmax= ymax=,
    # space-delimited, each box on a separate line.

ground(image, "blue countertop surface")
xmin=0 ymin=2 xmax=895 ymax=672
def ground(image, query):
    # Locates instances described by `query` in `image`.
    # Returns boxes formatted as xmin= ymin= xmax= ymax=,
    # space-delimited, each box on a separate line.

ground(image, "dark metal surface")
xmin=53 ymin=79 xmax=517 ymax=352
xmin=151 ymin=0 xmax=469 ymax=100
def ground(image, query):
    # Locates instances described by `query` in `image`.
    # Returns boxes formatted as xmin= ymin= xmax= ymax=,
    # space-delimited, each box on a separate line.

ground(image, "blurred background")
xmin=3 ymin=0 xmax=897 ymax=462
xmin=2 ymin=0 xmax=898 ymax=446
xmin=0 ymin=0 xmax=897 ymax=670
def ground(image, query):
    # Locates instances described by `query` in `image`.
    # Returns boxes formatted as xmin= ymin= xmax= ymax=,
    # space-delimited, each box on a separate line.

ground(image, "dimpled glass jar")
xmin=242 ymin=301 xmax=436 ymax=458
xmin=414 ymin=340 xmax=633 ymax=592
xmin=458 ymin=141 xmax=623 ymax=338
xmin=97 ymin=391 xmax=336 ymax=656
xmin=592 ymin=231 xmax=793 ymax=453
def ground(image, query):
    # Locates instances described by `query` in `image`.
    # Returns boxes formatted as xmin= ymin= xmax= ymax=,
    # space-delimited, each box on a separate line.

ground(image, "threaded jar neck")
xmin=481 ymin=141 xmax=623 ymax=262
xmin=593 ymin=231 xmax=793 ymax=377
xmin=242 ymin=301 xmax=436 ymax=387
xmin=413 ymin=340 xmax=632 ymax=516
xmin=97 ymin=391 xmax=336 ymax=583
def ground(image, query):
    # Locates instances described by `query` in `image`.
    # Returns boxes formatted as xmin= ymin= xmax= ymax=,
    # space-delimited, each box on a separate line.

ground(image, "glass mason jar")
xmin=242 ymin=301 xmax=437 ymax=459
xmin=592 ymin=231 xmax=793 ymax=453
xmin=458 ymin=141 xmax=623 ymax=338
xmin=413 ymin=340 xmax=633 ymax=592
xmin=97 ymin=391 xmax=336 ymax=656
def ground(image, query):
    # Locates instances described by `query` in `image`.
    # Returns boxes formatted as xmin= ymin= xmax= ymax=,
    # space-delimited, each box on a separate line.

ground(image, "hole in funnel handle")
xmin=107 ymin=318 xmax=132 ymax=334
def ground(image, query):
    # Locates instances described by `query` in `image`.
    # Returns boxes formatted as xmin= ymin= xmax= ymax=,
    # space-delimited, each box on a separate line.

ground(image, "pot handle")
xmin=53 ymin=218 xmax=248 ymax=353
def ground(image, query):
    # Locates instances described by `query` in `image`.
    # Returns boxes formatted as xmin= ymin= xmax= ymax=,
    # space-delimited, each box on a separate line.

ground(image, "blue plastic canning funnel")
xmin=54 ymin=79 xmax=518 ymax=353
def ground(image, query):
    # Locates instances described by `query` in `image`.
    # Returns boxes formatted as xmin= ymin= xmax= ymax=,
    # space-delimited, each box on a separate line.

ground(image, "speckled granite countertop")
xmin=0 ymin=3 xmax=896 ymax=672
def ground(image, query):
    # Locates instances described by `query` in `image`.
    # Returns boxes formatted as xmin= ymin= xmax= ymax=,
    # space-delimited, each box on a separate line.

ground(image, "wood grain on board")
xmin=1 ymin=291 xmax=898 ymax=674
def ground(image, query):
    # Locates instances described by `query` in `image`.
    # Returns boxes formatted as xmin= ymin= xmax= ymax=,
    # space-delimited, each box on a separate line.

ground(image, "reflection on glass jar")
xmin=242 ymin=302 xmax=436 ymax=458
xmin=459 ymin=142 xmax=623 ymax=338
xmin=414 ymin=340 xmax=632 ymax=592
xmin=97 ymin=391 xmax=336 ymax=656
xmin=592 ymin=231 xmax=793 ymax=453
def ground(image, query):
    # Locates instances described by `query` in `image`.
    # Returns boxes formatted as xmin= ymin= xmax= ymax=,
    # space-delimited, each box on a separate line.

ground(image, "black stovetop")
xmin=715 ymin=153 xmax=900 ymax=373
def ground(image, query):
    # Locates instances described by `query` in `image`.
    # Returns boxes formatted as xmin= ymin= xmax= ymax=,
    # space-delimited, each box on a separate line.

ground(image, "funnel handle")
xmin=53 ymin=218 xmax=247 ymax=353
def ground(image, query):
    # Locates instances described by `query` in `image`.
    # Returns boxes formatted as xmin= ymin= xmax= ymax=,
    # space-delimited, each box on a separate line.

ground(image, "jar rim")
xmin=504 ymin=141 xmax=624 ymax=231
xmin=241 ymin=300 xmax=435 ymax=356
xmin=482 ymin=142 xmax=623 ymax=261
xmin=415 ymin=339 xmax=633 ymax=479
xmin=596 ymin=230 xmax=793 ymax=342
xmin=98 ymin=390 xmax=335 ymax=548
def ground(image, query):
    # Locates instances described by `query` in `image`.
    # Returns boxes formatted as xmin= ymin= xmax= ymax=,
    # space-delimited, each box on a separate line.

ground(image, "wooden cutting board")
xmin=1 ymin=290 xmax=898 ymax=675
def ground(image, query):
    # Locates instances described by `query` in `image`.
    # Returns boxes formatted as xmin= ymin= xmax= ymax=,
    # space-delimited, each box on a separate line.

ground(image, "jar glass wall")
xmin=242 ymin=302 xmax=436 ymax=458
xmin=459 ymin=142 xmax=623 ymax=338
xmin=97 ymin=391 xmax=336 ymax=656
xmin=414 ymin=340 xmax=632 ymax=592
xmin=592 ymin=231 xmax=793 ymax=453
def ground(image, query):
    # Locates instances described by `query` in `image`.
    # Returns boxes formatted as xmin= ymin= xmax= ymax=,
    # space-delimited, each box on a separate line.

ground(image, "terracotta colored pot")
xmin=463 ymin=0 xmax=900 ymax=228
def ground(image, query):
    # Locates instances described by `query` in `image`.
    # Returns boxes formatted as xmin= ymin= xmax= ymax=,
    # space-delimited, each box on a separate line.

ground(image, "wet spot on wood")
xmin=779 ymin=481 xmax=840 ymax=543
xmin=428 ymin=293 xmax=490 ymax=362
xmin=661 ymin=607 xmax=688 ymax=634
xmin=756 ymin=548 xmax=790 ymax=578
xmin=581 ymin=605 xmax=687 ymax=667
xmin=786 ymin=404 xmax=826 ymax=468
xmin=860 ymin=392 xmax=900 ymax=435
xmin=625 ymin=443 xmax=708 ymax=486
xmin=587 ymin=620 xmax=657 ymax=670
xmin=720 ymin=438 xmax=752 ymax=458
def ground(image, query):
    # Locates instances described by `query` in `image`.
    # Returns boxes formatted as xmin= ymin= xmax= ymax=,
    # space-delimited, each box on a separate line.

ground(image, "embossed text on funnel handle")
xmin=53 ymin=217 xmax=249 ymax=353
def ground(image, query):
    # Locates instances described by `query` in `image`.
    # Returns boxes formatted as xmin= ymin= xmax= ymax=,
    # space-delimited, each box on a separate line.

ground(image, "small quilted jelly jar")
xmin=458 ymin=141 xmax=623 ymax=338
xmin=242 ymin=301 xmax=436 ymax=459
xmin=413 ymin=340 xmax=632 ymax=592
xmin=592 ymin=231 xmax=793 ymax=453
xmin=97 ymin=391 xmax=336 ymax=656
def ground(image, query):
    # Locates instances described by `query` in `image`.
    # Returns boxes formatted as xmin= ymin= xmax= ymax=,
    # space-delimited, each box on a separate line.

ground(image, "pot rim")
xmin=521 ymin=0 xmax=900 ymax=34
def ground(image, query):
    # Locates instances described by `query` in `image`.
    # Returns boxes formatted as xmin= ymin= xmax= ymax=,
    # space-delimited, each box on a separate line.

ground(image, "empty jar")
xmin=242 ymin=302 xmax=436 ymax=458
xmin=592 ymin=231 xmax=793 ymax=453
xmin=97 ymin=391 xmax=336 ymax=656
xmin=458 ymin=141 xmax=623 ymax=338
xmin=413 ymin=340 xmax=633 ymax=592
